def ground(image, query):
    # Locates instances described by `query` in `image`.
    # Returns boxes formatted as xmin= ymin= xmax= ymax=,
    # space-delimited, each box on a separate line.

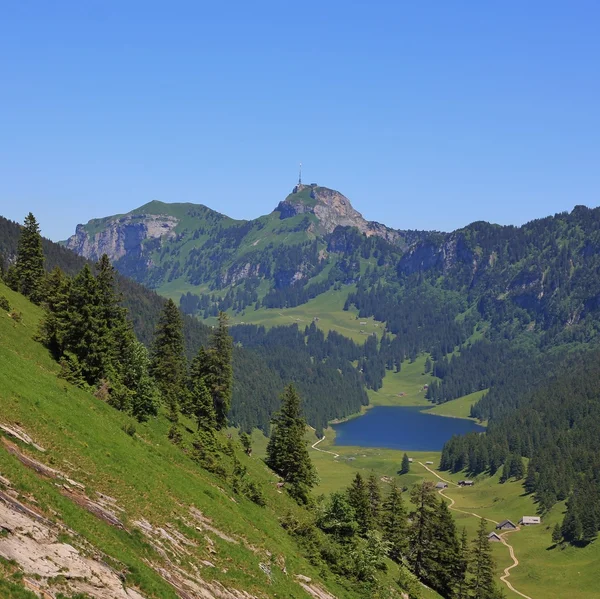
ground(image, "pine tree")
xmin=265 ymin=384 xmax=317 ymax=504
xmin=367 ymin=473 xmax=382 ymax=526
xmin=150 ymin=299 xmax=187 ymax=423
xmin=400 ymin=453 xmax=410 ymax=475
xmin=454 ymin=528 xmax=469 ymax=599
xmin=347 ymin=473 xmax=372 ymax=535
xmin=407 ymin=482 xmax=439 ymax=583
xmin=37 ymin=267 xmax=71 ymax=357
xmin=190 ymin=377 xmax=217 ymax=431
xmin=65 ymin=264 xmax=107 ymax=385
xmin=551 ymin=523 xmax=562 ymax=545
xmin=468 ymin=518 xmax=502 ymax=599
xmin=381 ymin=481 xmax=407 ymax=562
xmin=95 ymin=254 xmax=136 ymax=375
xmin=430 ymin=498 xmax=461 ymax=597
xmin=207 ymin=311 xmax=233 ymax=429
xmin=15 ymin=212 xmax=44 ymax=303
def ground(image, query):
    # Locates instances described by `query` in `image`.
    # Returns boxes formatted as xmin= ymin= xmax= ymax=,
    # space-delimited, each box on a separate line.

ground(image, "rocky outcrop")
xmin=65 ymin=214 xmax=179 ymax=263
xmin=276 ymin=184 xmax=401 ymax=243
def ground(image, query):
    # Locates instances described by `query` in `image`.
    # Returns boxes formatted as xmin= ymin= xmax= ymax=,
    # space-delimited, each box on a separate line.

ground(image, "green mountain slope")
xmin=64 ymin=184 xmax=425 ymax=320
xmin=0 ymin=281 xmax=422 ymax=599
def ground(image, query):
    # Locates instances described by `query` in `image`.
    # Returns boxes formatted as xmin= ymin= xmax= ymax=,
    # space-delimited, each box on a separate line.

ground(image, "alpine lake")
xmin=332 ymin=405 xmax=485 ymax=451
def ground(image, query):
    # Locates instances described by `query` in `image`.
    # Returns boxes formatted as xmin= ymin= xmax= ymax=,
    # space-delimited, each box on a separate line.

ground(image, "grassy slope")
xmin=225 ymin=287 xmax=385 ymax=345
xmin=0 ymin=282 xmax=401 ymax=599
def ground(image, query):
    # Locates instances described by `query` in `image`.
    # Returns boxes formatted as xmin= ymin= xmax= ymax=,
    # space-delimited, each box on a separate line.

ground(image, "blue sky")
xmin=1 ymin=1 xmax=599 ymax=241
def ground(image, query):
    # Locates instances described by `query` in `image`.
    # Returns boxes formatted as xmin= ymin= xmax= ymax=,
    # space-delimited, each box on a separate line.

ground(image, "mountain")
xmin=64 ymin=185 xmax=428 ymax=313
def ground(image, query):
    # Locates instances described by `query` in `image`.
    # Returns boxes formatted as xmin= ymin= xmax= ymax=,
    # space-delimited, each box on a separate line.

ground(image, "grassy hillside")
xmin=0 ymin=282 xmax=415 ymax=599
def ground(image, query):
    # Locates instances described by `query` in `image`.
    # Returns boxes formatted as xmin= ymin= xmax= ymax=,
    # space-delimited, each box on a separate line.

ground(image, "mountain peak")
xmin=275 ymin=184 xmax=399 ymax=242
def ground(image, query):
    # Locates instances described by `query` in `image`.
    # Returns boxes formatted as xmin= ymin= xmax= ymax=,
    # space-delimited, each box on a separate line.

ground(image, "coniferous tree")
xmin=37 ymin=267 xmax=71 ymax=357
xmin=430 ymin=498 xmax=461 ymax=597
xmin=367 ymin=473 xmax=382 ymax=526
xmin=15 ymin=212 xmax=44 ymax=303
xmin=65 ymin=264 xmax=107 ymax=384
xmin=191 ymin=377 xmax=217 ymax=431
xmin=265 ymin=384 xmax=317 ymax=504
xmin=347 ymin=473 xmax=372 ymax=535
xmin=551 ymin=523 xmax=562 ymax=546
xmin=381 ymin=481 xmax=407 ymax=562
xmin=400 ymin=453 xmax=410 ymax=475
xmin=454 ymin=528 xmax=469 ymax=599
xmin=468 ymin=518 xmax=502 ymax=599
xmin=407 ymin=482 xmax=439 ymax=583
xmin=207 ymin=311 xmax=233 ymax=429
xmin=150 ymin=299 xmax=187 ymax=423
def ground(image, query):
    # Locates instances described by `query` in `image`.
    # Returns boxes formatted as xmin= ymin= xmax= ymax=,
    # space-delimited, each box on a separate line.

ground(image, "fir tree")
xmin=15 ymin=212 xmax=44 ymax=303
xmin=150 ymin=299 xmax=187 ymax=423
xmin=468 ymin=518 xmax=502 ymax=599
xmin=381 ymin=481 xmax=407 ymax=562
xmin=37 ymin=267 xmax=71 ymax=357
xmin=347 ymin=473 xmax=372 ymax=535
xmin=190 ymin=377 xmax=217 ymax=431
xmin=207 ymin=311 xmax=233 ymax=429
xmin=407 ymin=482 xmax=439 ymax=583
xmin=265 ymin=384 xmax=317 ymax=504
xmin=65 ymin=264 xmax=107 ymax=385
xmin=551 ymin=523 xmax=562 ymax=545
xmin=400 ymin=453 xmax=410 ymax=475
xmin=430 ymin=498 xmax=461 ymax=597
xmin=454 ymin=528 xmax=469 ymax=599
xmin=367 ymin=473 xmax=382 ymax=526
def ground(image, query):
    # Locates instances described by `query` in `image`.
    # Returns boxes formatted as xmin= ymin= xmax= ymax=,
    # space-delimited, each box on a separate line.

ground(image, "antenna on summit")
xmin=298 ymin=162 xmax=302 ymax=186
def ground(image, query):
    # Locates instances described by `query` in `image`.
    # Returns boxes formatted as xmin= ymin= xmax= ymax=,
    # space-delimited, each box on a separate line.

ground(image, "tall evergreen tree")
xmin=15 ymin=212 xmax=44 ymax=303
xmin=65 ymin=264 xmax=107 ymax=384
xmin=265 ymin=384 xmax=317 ymax=504
xmin=150 ymin=299 xmax=187 ymax=423
xmin=400 ymin=453 xmax=410 ymax=475
xmin=381 ymin=481 xmax=407 ymax=562
xmin=347 ymin=473 xmax=372 ymax=535
xmin=430 ymin=498 xmax=461 ymax=597
xmin=407 ymin=482 xmax=439 ymax=583
xmin=468 ymin=518 xmax=502 ymax=599
xmin=454 ymin=528 xmax=470 ymax=599
xmin=206 ymin=311 xmax=233 ymax=429
xmin=367 ymin=473 xmax=382 ymax=526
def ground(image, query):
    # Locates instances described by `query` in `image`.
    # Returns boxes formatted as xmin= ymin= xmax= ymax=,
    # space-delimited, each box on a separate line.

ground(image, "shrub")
xmin=0 ymin=296 xmax=10 ymax=312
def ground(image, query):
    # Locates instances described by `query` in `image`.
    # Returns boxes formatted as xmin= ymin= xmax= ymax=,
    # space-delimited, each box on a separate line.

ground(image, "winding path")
xmin=311 ymin=437 xmax=339 ymax=458
xmin=417 ymin=462 xmax=532 ymax=599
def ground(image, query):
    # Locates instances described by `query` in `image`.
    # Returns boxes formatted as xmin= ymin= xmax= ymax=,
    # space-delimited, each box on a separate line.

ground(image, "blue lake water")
xmin=332 ymin=406 xmax=486 ymax=451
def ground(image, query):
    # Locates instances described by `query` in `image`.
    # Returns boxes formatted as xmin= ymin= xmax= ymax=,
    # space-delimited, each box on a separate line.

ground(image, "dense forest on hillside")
xmin=440 ymin=348 xmax=600 ymax=545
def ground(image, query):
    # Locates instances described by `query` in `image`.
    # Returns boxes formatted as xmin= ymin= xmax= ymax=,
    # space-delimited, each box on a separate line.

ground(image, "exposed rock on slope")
xmin=276 ymin=184 xmax=401 ymax=242
xmin=66 ymin=214 xmax=179 ymax=263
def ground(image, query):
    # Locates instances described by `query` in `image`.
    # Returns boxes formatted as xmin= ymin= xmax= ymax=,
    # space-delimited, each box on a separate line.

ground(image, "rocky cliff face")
xmin=276 ymin=184 xmax=401 ymax=243
xmin=65 ymin=214 xmax=179 ymax=263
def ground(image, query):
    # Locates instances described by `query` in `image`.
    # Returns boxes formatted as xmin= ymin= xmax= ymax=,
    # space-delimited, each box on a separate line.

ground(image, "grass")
xmin=228 ymin=286 xmax=386 ymax=344
xmin=426 ymin=390 xmax=487 ymax=421
xmin=0 ymin=281 xmax=404 ymax=599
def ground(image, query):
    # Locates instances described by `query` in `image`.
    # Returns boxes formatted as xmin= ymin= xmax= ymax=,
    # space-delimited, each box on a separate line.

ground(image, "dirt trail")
xmin=417 ymin=462 xmax=532 ymax=599
xmin=311 ymin=437 xmax=339 ymax=458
